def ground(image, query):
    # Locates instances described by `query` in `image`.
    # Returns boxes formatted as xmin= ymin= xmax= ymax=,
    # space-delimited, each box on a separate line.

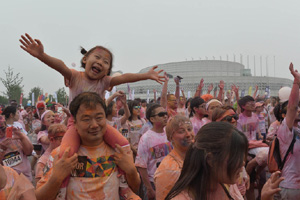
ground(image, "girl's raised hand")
xmin=147 ymin=66 xmax=165 ymax=84
xmin=19 ymin=33 xmax=44 ymax=58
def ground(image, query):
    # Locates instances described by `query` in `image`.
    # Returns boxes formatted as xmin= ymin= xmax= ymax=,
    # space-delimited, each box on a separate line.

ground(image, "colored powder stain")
xmin=180 ymin=138 xmax=190 ymax=147
xmin=156 ymin=122 xmax=163 ymax=126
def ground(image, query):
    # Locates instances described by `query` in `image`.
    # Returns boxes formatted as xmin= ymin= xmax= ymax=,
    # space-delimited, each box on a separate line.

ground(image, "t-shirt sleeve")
xmin=7 ymin=173 xmax=36 ymax=200
xmin=37 ymin=131 xmax=47 ymax=143
xmin=139 ymin=119 xmax=146 ymax=136
xmin=135 ymin=135 xmax=148 ymax=168
xmin=64 ymin=69 xmax=77 ymax=88
xmin=267 ymin=123 xmax=277 ymax=139
xmin=237 ymin=120 xmax=242 ymax=132
xmin=277 ymin=119 xmax=294 ymax=146
xmin=35 ymin=162 xmax=45 ymax=180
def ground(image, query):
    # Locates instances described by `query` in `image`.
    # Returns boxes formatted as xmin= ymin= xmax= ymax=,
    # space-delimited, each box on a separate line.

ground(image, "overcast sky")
xmin=1 ymin=0 xmax=299 ymax=98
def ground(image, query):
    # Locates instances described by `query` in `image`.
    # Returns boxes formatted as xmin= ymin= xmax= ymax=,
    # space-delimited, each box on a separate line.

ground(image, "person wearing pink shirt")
xmin=237 ymin=96 xmax=267 ymax=155
xmin=273 ymin=63 xmax=300 ymax=199
xmin=254 ymin=102 xmax=267 ymax=140
xmin=127 ymin=100 xmax=146 ymax=151
xmin=0 ymin=113 xmax=33 ymax=181
xmin=135 ymin=104 xmax=172 ymax=200
xmin=189 ymin=97 xmax=207 ymax=135
xmin=140 ymin=99 xmax=147 ymax=119
xmin=35 ymin=124 xmax=66 ymax=183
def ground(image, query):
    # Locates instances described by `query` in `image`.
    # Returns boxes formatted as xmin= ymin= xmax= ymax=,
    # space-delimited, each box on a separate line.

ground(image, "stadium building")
xmin=114 ymin=60 xmax=292 ymax=100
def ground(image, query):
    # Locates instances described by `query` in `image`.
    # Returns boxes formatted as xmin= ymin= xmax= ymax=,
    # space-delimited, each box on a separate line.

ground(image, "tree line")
xmin=0 ymin=66 xmax=68 ymax=106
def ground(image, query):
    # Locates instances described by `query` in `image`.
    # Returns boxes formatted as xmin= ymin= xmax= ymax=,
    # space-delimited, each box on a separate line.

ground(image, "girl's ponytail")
xmin=80 ymin=46 xmax=87 ymax=55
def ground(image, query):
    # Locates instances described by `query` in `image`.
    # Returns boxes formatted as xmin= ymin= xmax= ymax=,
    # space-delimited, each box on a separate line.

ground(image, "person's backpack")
xmin=268 ymin=131 xmax=296 ymax=173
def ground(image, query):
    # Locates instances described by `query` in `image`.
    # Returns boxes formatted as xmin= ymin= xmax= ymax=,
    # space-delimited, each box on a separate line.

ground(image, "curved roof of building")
xmin=139 ymin=60 xmax=245 ymax=80
xmin=113 ymin=60 xmax=292 ymax=97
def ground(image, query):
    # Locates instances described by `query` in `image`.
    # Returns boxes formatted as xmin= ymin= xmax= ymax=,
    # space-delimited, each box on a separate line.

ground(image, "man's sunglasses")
xmin=152 ymin=112 xmax=168 ymax=117
xmin=221 ymin=114 xmax=239 ymax=122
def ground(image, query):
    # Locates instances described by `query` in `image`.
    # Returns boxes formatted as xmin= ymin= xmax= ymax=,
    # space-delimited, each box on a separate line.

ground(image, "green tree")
xmin=56 ymin=87 xmax=68 ymax=105
xmin=0 ymin=95 xmax=8 ymax=105
xmin=28 ymin=86 xmax=43 ymax=103
xmin=22 ymin=97 xmax=29 ymax=106
xmin=0 ymin=66 xmax=23 ymax=101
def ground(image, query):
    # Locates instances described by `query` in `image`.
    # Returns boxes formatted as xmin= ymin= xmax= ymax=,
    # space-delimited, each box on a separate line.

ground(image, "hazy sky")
xmin=1 ymin=0 xmax=299 ymax=98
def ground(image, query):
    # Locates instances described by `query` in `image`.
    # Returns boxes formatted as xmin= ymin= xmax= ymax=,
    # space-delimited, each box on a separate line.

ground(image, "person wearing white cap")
xmin=278 ymin=87 xmax=292 ymax=103
xmin=202 ymin=99 xmax=223 ymax=124
xmin=37 ymin=110 xmax=55 ymax=151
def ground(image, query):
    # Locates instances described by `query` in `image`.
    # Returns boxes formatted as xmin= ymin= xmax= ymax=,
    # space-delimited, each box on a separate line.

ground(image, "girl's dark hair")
xmin=80 ymin=46 xmax=114 ymax=76
xmin=134 ymin=98 xmax=142 ymax=104
xmin=118 ymin=108 xmax=124 ymax=116
xmin=141 ymin=99 xmax=147 ymax=104
xmin=2 ymin=106 xmax=17 ymax=120
xmin=274 ymin=101 xmax=288 ymax=123
xmin=34 ymin=112 xmax=39 ymax=119
xmin=40 ymin=124 xmax=47 ymax=131
xmin=69 ymin=92 xmax=106 ymax=120
xmin=146 ymin=103 xmax=162 ymax=124
xmin=238 ymin=95 xmax=255 ymax=112
xmin=106 ymin=101 xmax=115 ymax=117
xmin=189 ymin=97 xmax=205 ymax=118
xmin=128 ymin=100 xmax=141 ymax=121
xmin=165 ymin=122 xmax=248 ymax=200
xmin=185 ymin=98 xmax=193 ymax=109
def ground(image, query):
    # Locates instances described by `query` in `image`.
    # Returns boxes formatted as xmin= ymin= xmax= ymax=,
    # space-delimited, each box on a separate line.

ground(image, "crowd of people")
xmin=0 ymin=33 xmax=298 ymax=199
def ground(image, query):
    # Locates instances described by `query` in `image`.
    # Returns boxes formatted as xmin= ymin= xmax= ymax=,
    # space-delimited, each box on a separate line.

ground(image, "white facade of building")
xmin=114 ymin=60 xmax=292 ymax=99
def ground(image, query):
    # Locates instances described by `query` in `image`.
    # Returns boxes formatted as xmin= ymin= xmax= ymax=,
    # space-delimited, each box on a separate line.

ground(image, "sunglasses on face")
xmin=133 ymin=106 xmax=141 ymax=109
xmin=221 ymin=114 xmax=239 ymax=122
xmin=152 ymin=112 xmax=168 ymax=117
